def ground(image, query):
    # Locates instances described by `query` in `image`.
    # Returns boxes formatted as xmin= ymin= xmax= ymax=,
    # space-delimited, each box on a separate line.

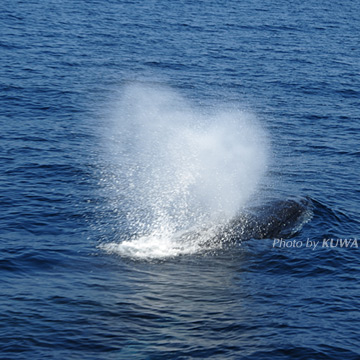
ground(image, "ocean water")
xmin=1 ymin=0 xmax=359 ymax=359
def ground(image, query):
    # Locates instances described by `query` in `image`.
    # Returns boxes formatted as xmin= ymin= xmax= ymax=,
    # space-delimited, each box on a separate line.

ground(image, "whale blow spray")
xmin=99 ymin=84 xmax=268 ymax=259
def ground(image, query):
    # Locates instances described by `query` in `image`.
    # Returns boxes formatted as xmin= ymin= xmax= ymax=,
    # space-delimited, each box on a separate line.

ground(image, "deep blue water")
xmin=1 ymin=0 xmax=360 ymax=359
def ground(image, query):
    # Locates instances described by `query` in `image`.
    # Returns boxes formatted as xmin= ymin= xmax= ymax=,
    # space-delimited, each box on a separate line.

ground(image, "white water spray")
xmin=99 ymin=83 xmax=268 ymax=259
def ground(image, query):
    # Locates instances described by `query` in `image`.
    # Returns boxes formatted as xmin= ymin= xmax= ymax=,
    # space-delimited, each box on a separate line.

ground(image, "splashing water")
xmin=98 ymin=84 xmax=268 ymax=260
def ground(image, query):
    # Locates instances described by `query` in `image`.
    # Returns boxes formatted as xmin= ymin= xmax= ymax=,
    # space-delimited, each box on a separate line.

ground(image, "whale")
xmin=177 ymin=197 xmax=313 ymax=245
xmin=101 ymin=197 xmax=314 ymax=259
xmin=222 ymin=197 xmax=313 ymax=241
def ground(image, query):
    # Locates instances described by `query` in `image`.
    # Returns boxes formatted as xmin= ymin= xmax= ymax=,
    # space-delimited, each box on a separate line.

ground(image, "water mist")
xmin=99 ymin=84 xmax=268 ymax=259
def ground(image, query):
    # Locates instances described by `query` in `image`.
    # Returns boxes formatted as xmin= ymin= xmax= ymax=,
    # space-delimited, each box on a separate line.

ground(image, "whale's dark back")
xmin=176 ymin=197 xmax=313 ymax=245
xmin=219 ymin=197 xmax=313 ymax=242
